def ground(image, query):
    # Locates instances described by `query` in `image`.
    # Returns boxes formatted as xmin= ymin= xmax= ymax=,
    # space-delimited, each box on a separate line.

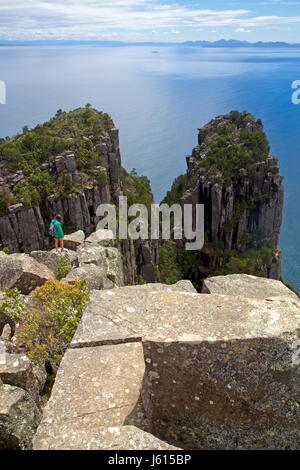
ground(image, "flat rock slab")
xmin=71 ymin=282 xmax=196 ymax=349
xmin=35 ymin=277 xmax=300 ymax=450
xmin=202 ymin=274 xmax=299 ymax=301
xmin=144 ymin=291 xmax=300 ymax=341
xmin=35 ymin=343 xmax=145 ymax=434
xmin=33 ymin=423 xmax=179 ymax=450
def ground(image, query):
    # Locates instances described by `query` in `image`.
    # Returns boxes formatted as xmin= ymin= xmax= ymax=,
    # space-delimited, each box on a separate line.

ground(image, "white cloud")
xmin=0 ymin=1 xmax=299 ymax=40
xmin=235 ymin=28 xmax=251 ymax=33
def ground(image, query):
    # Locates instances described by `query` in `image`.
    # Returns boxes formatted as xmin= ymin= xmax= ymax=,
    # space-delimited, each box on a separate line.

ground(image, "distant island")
xmin=1 ymin=39 xmax=300 ymax=48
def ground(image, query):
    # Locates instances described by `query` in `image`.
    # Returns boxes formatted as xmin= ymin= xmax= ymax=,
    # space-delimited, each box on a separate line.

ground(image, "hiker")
xmin=50 ymin=214 xmax=65 ymax=252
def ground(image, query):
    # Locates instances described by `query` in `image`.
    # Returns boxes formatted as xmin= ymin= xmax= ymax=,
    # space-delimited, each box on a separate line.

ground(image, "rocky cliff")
xmin=160 ymin=111 xmax=284 ymax=287
xmin=0 ymin=108 xmax=158 ymax=285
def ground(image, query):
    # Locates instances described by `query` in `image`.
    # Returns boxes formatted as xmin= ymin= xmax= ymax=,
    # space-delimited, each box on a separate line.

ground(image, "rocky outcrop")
xmin=30 ymin=249 xmax=79 ymax=275
xmin=0 ymin=338 xmax=42 ymax=450
xmin=0 ymin=125 xmax=118 ymax=252
xmin=142 ymin=291 xmax=300 ymax=449
xmin=63 ymin=230 xmax=85 ymax=251
xmin=0 ymin=353 xmax=40 ymax=403
xmin=202 ymin=273 xmax=299 ymax=300
xmin=162 ymin=112 xmax=284 ymax=286
xmin=33 ymin=281 xmax=195 ymax=450
xmin=0 ymin=253 xmax=54 ymax=295
xmin=62 ymin=265 xmax=114 ymax=290
xmin=0 ymin=116 xmax=157 ymax=287
xmin=0 ymin=205 xmax=45 ymax=253
xmin=33 ymin=275 xmax=300 ymax=450
xmin=0 ymin=384 xmax=41 ymax=450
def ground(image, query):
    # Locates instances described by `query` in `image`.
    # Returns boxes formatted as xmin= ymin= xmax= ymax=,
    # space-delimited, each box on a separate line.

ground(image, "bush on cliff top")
xmin=0 ymin=107 xmax=113 ymax=210
xmin=0 ymin=279 xmax=90 ymax=367
xmin=197 ymin=111 xmax=270 ymax=186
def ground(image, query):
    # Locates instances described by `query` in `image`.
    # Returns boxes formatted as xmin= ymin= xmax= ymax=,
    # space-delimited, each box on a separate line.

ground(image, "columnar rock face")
xmin=0 ymin=353 xmax=40 ymax=403
xmin=163 ymin=112 xmax=284 ymax=285
xmin=0 ymin=336 xmax=42 ymax=450
xmin=0 ymin=113 xmax=157 ymax=287
xmin=33 ymin=276 xmax=300 ymax=450
xmin=0 ymin=205 xmax=45 ymax=253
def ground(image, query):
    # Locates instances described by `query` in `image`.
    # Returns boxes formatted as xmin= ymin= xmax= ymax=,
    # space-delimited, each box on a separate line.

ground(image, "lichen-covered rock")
xmin=0 ymin=206 xmax=45 ymax=254
xmin=33 ymin=343 xmax=147 ymax=450
xmin=142 ymin=290 xmax=300 ymax=450
xmin=71 ymin=281 xmax=196 ymax=349
xmin=77 ymin=244 xmax=124 ymax=287
xmin=85 ymin=230 xmax=115 ymax=247
xmin=62 ymin=265 xmax=114 ymax=291
xmin=104 ymin=247 xmax=125 ymax=286
xmin=0 ymin=384 xmax=41 ymax=450
xmin=63 ymin=230 xmax=85 ymax=251
xmin=0 ymin=353 xmax=40 ymax=402
xmin=0 ymin=253 xmax=54 ymax=294
xmin=30 ymin=249 xmax=79 ymax=274
xmin=202 ymin=274 xmax=299 ymax=301
xmin=33 ymin=277 xmax=299 ymax=450
xmin=33 ymin=424 xmax=179 ymax=450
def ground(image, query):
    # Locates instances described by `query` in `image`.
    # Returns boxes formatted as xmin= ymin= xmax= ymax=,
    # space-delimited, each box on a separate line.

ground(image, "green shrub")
xmin=0 ymin=107 xmax=114 ymax=212
xmin=159 ymin=243 xmax=182 ymax=285
xmin=56 ymin=255 xmax=70 ymax=281
xmin=0 ymin=279 xmax=90 ymax=367
xmin=0 ymin=288 xmax=26 ymax=322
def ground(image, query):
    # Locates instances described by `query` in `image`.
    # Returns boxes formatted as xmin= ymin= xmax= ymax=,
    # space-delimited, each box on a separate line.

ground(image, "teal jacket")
xmin=51 ymin=219 xmax=64 ymax=239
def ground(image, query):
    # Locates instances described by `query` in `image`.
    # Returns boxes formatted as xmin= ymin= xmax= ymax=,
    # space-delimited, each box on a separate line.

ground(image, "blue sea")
xmin=0 ymin=45 xmax=299 ymax=292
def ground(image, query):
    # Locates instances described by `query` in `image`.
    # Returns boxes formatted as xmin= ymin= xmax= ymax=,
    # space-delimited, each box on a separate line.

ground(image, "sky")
xmin=1 ymin=0 xmax=300 ymax=43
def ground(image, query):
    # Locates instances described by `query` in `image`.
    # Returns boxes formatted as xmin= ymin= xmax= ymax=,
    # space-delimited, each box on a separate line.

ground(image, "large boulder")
xmin=0 ymin=254 xmax=54 ymax=295
xmin=202 ymin=274 xmax=299 ymax=300
xmin=0 ymin=384 xmax=41 ymax=450
xmin=30 ymin=249 xmax=79 ymax=275
xmin=33 ymin=342 xmax=178 ymax=450
xmin=85 ymin=230 xmax=115 ymax=247
xmin=62 ymin=265 xmax=114 ymax=291
xmin=142 ymin=290 xmax=300 ymax=450
xmin=0 ymin=353 xmax=40 ymax=402
xmin=63 ymin=231 xmax=85 ymax=251
xmin=34 ymin=424 xmax=179 ymax=450
xmin=77 ymin=244 xmax=124 ymax=287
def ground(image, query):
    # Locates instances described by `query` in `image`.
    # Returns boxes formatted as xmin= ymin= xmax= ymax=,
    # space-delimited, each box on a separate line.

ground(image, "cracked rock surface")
xmin=33 ymin=276 xmax=300 ymax=450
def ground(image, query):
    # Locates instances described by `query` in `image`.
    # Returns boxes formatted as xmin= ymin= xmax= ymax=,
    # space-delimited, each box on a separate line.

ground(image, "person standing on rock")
xmin=50 ymin=214 xmax=65 ymax=252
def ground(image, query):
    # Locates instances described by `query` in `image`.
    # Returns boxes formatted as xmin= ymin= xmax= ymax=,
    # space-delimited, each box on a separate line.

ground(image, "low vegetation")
xmin=0 ymin=107 xmax=113 ymax=213
xmin=0 ymin=279 xmax=90 ymax=368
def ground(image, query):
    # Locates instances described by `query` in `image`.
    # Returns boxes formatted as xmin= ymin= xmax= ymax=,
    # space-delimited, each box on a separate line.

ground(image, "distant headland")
xmin=1 ymin=39 xmax=300 ymax=48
